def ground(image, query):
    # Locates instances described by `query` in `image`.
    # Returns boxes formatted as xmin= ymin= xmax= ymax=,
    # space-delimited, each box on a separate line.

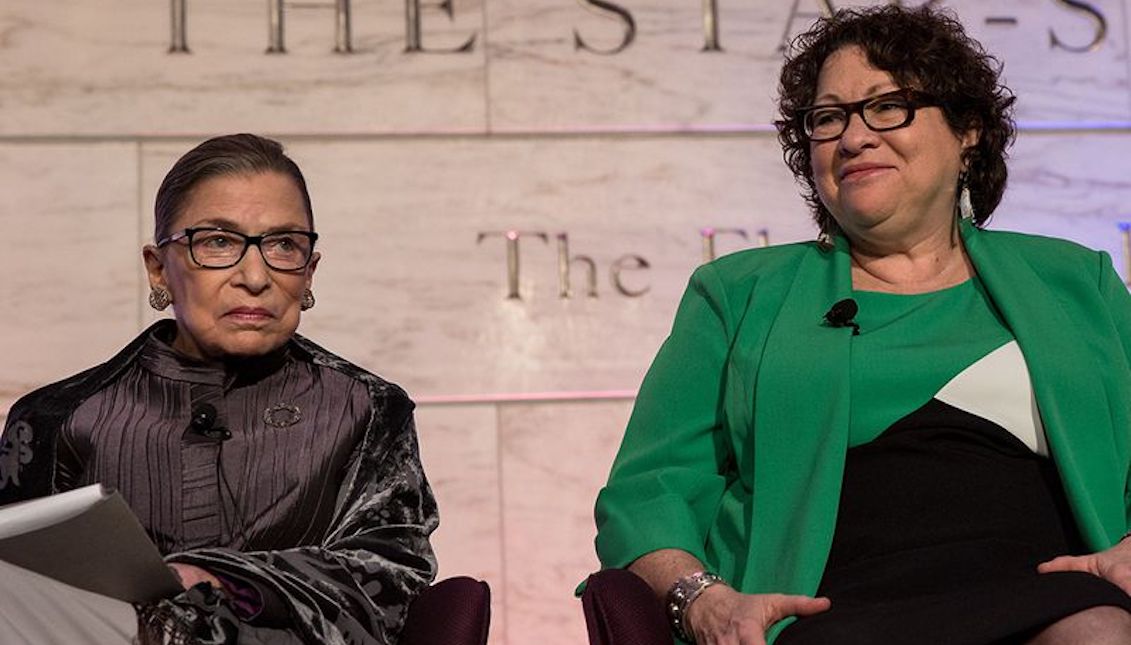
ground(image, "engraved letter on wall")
xmin=169 ymin=0 xmax=189 ymax=53
xmin=405 ymin=0 xmax=477 ymax=53
xmin=611 ymin=255 xmax=651 ymax=297
xmin=778 ymin=0 xmax=836 ymax=52
xmin=557 ymin=234 xmax=598 ymax=298
xmin=335 ymin=0 xmax=353 ymax=53
xmin=700 ymin=227 xmax=749 ymax=263
xmin=1049 ymin=0 xmax=1107 ymax=52
xmin=574 ymin=0 xmax=637 ymax=55
xmin=702 ymin=0 xmax=723 ymax=52
xmin=265 ymin=0 xmax=356 ymax=54
xmin=478 ymin=231 xmax=549 ymax=300
xmin=268 ymin=0 xmax=286 ymax=53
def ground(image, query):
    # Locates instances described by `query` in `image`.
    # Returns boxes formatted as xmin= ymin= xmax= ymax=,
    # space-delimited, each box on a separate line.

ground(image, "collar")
xmin=139 ymin=321 xmax=291 ymax=390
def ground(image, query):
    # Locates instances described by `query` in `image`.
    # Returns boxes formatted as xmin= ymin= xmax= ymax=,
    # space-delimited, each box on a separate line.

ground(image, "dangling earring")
xmin=958 ymin=173 xmax=975 ymax=222
xmin=300 ymin=289 xmax=315 ymax=311
xmin=148 ymin=287 xmax=172 ymax=311
xmin=816 ymin=217 xmax=835 ymax=249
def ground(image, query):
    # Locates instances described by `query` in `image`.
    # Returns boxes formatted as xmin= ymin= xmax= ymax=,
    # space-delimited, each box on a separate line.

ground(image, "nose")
xmin=230 ymin=244 xmax=271 ymax=293
xmin=837 ymin=112 xmax=879 ymax=155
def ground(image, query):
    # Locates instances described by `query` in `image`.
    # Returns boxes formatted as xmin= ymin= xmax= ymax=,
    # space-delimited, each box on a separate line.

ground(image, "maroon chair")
xmin=400 ymin=576 xmax=491 ymax=645
xmin=582 ymin=569 xmax=672 ymax=645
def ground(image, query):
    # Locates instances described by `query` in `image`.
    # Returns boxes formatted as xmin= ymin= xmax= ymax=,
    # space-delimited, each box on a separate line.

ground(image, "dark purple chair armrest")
xmin=400 ymin=576 xmax=491 ymax=645
xmin=582 ymin=569 xmax=673 ymax=645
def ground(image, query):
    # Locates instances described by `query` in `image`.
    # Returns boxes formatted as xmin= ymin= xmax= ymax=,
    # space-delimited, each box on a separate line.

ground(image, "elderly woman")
xmin=592 ymin=6 xmax=1131 ymax=645
xmin=0 ymin=134 xmax=436 ymax=644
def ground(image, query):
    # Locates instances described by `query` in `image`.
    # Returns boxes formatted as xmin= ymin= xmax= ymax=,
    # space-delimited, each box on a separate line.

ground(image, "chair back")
xmin=401 ymin=576 xmax=491 ymax=645
xmin=582 ymin=569 xmax=671 ymax=645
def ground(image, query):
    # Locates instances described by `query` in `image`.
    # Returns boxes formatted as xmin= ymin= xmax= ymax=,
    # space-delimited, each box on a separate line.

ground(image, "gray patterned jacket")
xmin=0 ymin=321 xmax=438 ymax=644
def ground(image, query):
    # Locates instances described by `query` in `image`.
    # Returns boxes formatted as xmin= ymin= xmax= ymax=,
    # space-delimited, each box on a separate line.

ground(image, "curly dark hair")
xmin=154 ymin=133 xmax=313 ymax=242
xmin=775 ymin=5 xmax=1016 ymax=236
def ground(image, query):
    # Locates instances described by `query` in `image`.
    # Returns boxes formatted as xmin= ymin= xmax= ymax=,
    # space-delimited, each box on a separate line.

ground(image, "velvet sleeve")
xmin=0 ymin=362 xmax=105 ymax=504
xmin=165 ymin=396 xmax=438 ymax=645
xmin=594 ymin=262 xmax=738 ymax=569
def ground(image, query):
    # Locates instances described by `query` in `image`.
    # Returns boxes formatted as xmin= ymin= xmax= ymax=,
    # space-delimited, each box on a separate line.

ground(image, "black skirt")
xmin=776 ymin=399 xmax=1131 ymax=645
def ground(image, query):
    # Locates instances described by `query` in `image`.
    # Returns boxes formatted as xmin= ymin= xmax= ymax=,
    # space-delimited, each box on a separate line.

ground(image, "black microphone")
xmin=189 ymin=403 xmax=232 ymax=441
xmin=824 ymin=298 xmax=860 ymax=335
xmin=188 ymin=402 xmax=246 ymax=543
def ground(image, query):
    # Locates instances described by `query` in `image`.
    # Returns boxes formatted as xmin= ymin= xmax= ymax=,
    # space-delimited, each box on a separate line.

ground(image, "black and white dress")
xmin=777 ymin=278 xmax=1131 ymax=645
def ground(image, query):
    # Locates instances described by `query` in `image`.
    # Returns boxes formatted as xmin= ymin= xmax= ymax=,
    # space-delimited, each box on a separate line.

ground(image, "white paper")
xmin=0 ymin=483 xmax=108 ymax=539
xmin=0 ymin=484 xmax=182 ymax=602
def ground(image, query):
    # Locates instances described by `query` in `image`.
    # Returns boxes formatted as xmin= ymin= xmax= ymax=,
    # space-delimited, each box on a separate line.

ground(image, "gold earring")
xmin=300 ymin=289 xmax=315 ymax=311
xmin=148 ymin=287 xmax=172 ymax=311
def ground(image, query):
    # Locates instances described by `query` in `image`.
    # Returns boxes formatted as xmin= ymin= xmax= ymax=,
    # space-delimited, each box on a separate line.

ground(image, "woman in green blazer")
xmin=593 ymin=6 xmax=1131 ymax=645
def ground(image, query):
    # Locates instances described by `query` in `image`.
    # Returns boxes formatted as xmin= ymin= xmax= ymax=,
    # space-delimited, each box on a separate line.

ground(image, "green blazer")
xmin=594 ymin=221 xmax=1131 ymax=641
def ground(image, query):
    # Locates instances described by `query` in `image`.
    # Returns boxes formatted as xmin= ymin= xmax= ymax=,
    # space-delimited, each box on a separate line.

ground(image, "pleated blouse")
xmin=56 ymin=326 xmax=372 ymax=555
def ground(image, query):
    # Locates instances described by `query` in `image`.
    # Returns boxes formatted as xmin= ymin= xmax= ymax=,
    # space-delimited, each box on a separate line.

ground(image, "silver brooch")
xmin=263 ymin=403 xmax=302 ymax=428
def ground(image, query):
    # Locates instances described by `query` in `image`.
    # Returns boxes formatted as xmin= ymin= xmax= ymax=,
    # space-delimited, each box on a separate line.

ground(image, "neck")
xmin=847 ymin=221 xmax=974 ymax=294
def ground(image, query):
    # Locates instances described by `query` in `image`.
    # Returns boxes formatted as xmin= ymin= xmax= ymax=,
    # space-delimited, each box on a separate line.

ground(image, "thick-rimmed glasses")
xmin=795 ymin=89 xmax=941 ymax=142
xmin=156 ymin=227 xmax=319 ymax=271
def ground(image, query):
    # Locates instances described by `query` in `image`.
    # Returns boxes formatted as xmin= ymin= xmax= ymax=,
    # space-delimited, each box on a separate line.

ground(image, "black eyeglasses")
xmin=795 ymin=89 xmax=942 ymax=142
xmin=156 ymin=227 xmax=319 ymax=271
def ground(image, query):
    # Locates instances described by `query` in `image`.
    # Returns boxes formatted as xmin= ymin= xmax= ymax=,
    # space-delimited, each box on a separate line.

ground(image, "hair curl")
xmin=154 ymin=133 xmax=313 ymax=241
xmin=775 ymin=5 xmax=1016 ymax=236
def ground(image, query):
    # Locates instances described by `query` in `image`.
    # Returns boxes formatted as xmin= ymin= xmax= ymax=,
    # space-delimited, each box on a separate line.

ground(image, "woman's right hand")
xmin=168 ymin=562 xmax=225 ymax=592
xmin=685 ymin=584 xmax=830 ymax=645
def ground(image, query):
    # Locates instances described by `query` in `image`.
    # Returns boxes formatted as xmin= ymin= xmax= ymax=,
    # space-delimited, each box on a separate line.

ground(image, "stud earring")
xmin=148 ymin=287 xmax=172 ymax=311
xmin=300 ymin=289 xmax=315 ymax=311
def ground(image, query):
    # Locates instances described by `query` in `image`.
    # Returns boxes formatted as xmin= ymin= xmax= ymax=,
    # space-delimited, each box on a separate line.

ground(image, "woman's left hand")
xmin=1038 ymin=538 xmax=1131 ymax=595
xmin=168 ymin=562 xmax=225 ymax=592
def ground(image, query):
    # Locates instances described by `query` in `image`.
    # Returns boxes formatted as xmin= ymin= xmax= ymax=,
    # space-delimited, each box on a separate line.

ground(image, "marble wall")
xmin=2 ymin=1 xmax=1130 ymax=643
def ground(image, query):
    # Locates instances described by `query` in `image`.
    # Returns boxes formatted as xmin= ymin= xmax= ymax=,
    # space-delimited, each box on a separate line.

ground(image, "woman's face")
xmin=809 ymin=45 xmax=977 ymax=244
xmin=143 ymin=171 xmax=319 ymax=361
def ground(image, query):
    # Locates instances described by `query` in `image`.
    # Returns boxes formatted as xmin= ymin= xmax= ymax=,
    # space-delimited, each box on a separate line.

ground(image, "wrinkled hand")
xmin=685 ymin=584 xmax=831 ymax=645
xmin=1038 ymin=538 xmax=1131 ymax=595
xmin=168 ymin=563 xmax=225 ymax=592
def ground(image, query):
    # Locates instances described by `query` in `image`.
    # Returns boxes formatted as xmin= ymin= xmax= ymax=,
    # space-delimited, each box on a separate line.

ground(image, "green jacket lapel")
xmin=963 ymin=222 xmax=1125 ymax=548
xmin=741 ymin=236 xmax=854 ymax=594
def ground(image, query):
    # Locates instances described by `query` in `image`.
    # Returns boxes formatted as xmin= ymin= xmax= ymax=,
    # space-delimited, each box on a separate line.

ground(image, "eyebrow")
xmin=814 ymin=83 xmax=899 ymax=104
xmin=189 ymin=217 xmax=312 ymax=234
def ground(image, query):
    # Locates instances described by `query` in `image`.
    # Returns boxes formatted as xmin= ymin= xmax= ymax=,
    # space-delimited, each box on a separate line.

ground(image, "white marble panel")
xmin=0 ymin=143 xmax=142 ymax=419
xmin=958 ymin=0 xmax=1130 ymax=123
xmin=3 ymin=0 xmax=1126 ymax=136
xmin=413 ymin=403 xmax=504 ymax=645
xmin=498 ymin=399 xmax=634 ymax=645
xmin=992 ymin=132 xmax=1131 ymax=272
xmin=138 ymin=135 xmax=814 ymax=398
xmin=0 ymin=0 xmax=485 ymax=136
xmin=486 ymin=1 xmax=798 ymax=130
xmin=486 ymin=0 xmax=1131 ymax=130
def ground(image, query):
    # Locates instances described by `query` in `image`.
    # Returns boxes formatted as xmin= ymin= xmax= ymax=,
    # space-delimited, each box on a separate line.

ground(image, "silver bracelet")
xmin=666 ymin=571 xmax=725 ymax=642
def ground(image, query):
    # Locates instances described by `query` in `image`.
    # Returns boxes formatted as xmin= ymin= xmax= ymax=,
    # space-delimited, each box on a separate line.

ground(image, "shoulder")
xmin=685 ymin=241 xmax=821 ymax=312
xmin=696 ymin=241 xmax=817 ymax=285
xmin=977 ymin=226 xmax=1099 ymax=261
xmin=978 ymin=227 xmax=1097 ymax=256
xmin=288 ymin=334 xmax=414 ymax=418
xmin=1 ymin=327 xmax=153 ymax=500
xmin=6 ymin=363 xmax=103 ymax=427
xmin=975 ymin=227 xmax=1106 ymax=276
xmin=6 ymin=323 xmax=159 ymax=427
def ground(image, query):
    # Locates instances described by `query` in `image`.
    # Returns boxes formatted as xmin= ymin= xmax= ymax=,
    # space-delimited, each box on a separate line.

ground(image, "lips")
xmin=839 ymin=163 xmax=892 ymax=181
xmin=225 ymin=307 xmax=274 ymax=320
